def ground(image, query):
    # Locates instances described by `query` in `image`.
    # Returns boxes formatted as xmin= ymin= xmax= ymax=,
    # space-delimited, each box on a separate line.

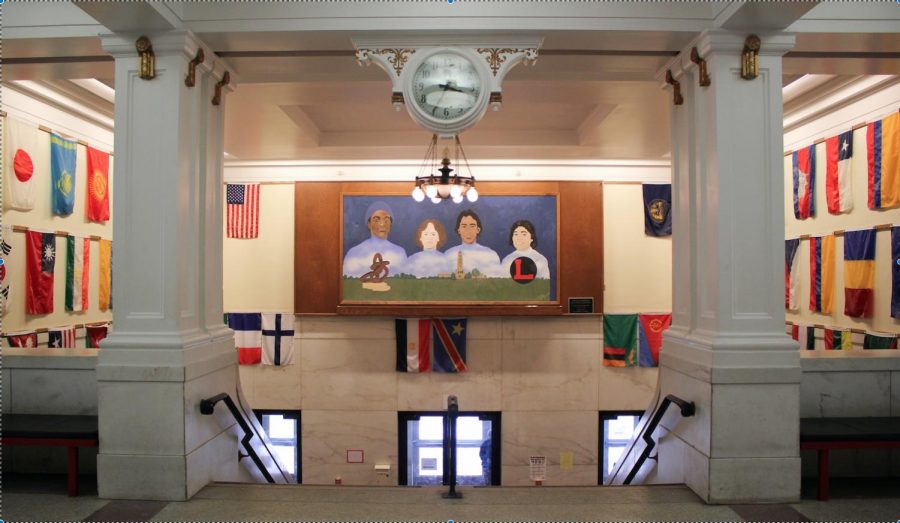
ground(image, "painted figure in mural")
xmin=404 ymin=219 xmax=455 ymax=278
xmin=444 ymin=210 xmax=504 ymax=277
xmin=501 ymin=219 xmax=550 ymax=279
xmin=342 ymin=201 xmax=408 ymax=277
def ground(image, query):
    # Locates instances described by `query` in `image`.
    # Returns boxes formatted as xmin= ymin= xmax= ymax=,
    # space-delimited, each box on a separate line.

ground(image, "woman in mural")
xmin=501 ymin=219 xmax=550 ymax=279
xmin=404 ymin=218 xmax=454 ymax=278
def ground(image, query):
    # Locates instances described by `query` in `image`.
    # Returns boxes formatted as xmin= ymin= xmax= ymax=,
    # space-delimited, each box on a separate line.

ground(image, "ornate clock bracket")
xmin=741 ymin=34 xmax=761 ymax=80
xmin=136 ymin=36 xmax=155 ymax=80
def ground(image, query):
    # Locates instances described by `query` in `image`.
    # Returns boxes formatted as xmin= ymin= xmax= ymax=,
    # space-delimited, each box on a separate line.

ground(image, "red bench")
xmin=2 ymin=414 xmax=99 ymax=496
xmin=800 ymin=417 xmax=900 ymax=501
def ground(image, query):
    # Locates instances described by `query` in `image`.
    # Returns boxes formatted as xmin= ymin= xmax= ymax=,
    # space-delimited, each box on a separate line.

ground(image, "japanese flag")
xmin=5 ymin=117 xmax=40 ymax=210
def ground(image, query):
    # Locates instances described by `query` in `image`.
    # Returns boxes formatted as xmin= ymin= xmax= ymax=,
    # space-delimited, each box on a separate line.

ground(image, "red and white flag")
xmin=7 ymin=331 xmax=38 ymax=348
xmin=5 ymin=117 xmax=40 ymax=210
xmin=226 ymin=184 xmax=260 ymax=238
xmin=48 ymin=327 xmax=76 ymax=348
xmin=825 ymin=130 xmax=853 ymax=214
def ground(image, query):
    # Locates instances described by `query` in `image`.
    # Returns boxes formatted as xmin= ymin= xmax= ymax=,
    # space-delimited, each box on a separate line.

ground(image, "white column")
xmin=656 ymin=31 xmax=801 ymax=503
xmin=97 ymin=30 xmax=239 ymax=500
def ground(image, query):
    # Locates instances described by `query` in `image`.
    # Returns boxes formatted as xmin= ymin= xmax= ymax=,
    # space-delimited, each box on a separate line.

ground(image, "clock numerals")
xmin=409 ymin=52 xmax=483 ymax=123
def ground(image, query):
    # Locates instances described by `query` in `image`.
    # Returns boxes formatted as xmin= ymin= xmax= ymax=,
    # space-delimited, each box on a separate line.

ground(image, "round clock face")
xmin=411 ymin=52 xmax=482 ymax=121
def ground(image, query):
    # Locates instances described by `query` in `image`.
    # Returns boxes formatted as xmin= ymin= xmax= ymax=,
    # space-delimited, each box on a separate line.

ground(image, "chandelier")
xmin=411 ymin=134 xmax=478 ymax=204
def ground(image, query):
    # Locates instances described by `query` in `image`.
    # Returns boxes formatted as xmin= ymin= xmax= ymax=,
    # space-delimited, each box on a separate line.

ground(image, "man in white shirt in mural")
xmin=342 ymin=201 xmax=408 ymax=277
xmin=444 ymin=209 xmax=504 ymax=278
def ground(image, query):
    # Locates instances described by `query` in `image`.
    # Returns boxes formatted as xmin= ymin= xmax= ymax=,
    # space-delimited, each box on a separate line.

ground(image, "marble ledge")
xmin=801 ymin=351 xmax=900 ymax=372
xmin=3 ymin=354 xmax=98 ymax=370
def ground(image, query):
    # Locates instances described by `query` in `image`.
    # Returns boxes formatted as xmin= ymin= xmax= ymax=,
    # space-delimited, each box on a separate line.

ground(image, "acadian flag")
xmin=98 ymin=239 xmax=112 ymax=311
xmin=823 ymin=328 xmax=852 ymax=351
xmin=26 ymin=231 xmax=56 ymax=314
xmin=261 ymin=313 xmax=295 ymax=366
xmin=65 ymin=235 xmax=90 ymax=312
xmin=86 ymin=146 xmax=111 ymax=222
xmin=798 ymin=325 xmax=815 ymax=350
xmin=867 ymin=112 xmax=900 ymax=210
xmin=809 ymin=235 xmax=835 ymax=314
xmin=85 ymin=324 xmax=108 ymax=349
xmin=638 ymin=313 xmax=671 ymax=367
xmin=825 ymin=130 xmax=854 ymax=214
xmin=863 ymin=332 xmax=898 ymax=350
xmin=50 ymin=133 xmax=77 ymax=215
xmin=603 ymin=314 xmax=638 ymax=367
xmin=6 ymin=331 xmax=38 ymax=348
xmin=642 ymin=184 xmax=672 ymax=237
xmin=395 ymin=318 xmax=468 ymax=373
xmin=227 ymin=312 xmax=262 ymax=365
xmin=843 ymin=228 xmax=876 ymax=318
xmin=48 ymin=327 xmax=76 ymax=348
xmin=4 ymin=117 xmax=39 ymax=210
xmin=226 ymin=184 xmax=261 ymax=239
xmin=793 ymin=144 xmax=816 ymax=220
xmin=785 ymin=238 xmax=801 ymax=311
xmin=892 ymin=226 xmax=900 ymax=319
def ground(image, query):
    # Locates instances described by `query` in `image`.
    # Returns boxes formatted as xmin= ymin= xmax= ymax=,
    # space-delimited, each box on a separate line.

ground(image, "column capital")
xmin=692 ymin=30 xmax=796 ymax=59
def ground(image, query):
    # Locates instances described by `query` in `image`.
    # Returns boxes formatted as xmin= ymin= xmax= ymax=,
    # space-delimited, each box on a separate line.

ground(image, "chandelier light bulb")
xmin=450 ymin=184 xmax=463 ymax=199
xmin=466 ymin=187 xmax=479 ymax=202
xmin=430 ymin=196 xmax=442 ymax=204
xmin=425 ymin=185 xmax=438 ymax=199
xmin=411 ymin=186 xmax=425 ymax=202
xmin=452 ymin=194 xmax=464 ymax=204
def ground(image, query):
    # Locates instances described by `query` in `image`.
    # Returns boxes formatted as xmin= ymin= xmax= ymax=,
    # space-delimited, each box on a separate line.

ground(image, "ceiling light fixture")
xmin=411 ymin=134 xmax=478 ymax=204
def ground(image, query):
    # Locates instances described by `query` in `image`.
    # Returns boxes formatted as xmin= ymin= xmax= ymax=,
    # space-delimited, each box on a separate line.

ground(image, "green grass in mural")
xmin=342 ymin=277 xmax=551 ymax=302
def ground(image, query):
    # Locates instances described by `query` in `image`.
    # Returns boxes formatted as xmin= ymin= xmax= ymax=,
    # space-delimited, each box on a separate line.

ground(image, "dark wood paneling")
xmin=559 ymin=182 xmax=604 ymax=314
xmin=294 ymin=182 xmax=341 ymax=314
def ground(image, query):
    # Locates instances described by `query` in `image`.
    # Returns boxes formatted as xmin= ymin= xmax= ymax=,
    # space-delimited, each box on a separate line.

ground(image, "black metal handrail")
xmin=623 ymin=394 xmax=695 ymax=485
xmin=200 ymin=392 xmax=275 ymax=483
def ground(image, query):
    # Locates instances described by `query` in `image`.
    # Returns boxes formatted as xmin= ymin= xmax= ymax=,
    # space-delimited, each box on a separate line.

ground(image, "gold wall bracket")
xmin=741 ymin=35 xmax=761 ymax=80
xmin=185 ymin=48 xmax=205 ymax=87
xmin=665 ymin=70 xmax=684 ymax=106
xmin=690 ymin=47 xmax=710 ymax=87
xmin=212 ymin=71 xmax=231 ymax=106
xmin=136 ymin=36 xmax=155 ymax=80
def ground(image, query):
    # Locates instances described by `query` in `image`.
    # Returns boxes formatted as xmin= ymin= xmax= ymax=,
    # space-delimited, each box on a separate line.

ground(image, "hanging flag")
xmin=0 ymin=235 xmax=10 ymax=317
xmin=793 ymin=144 xmax=816 ymax=220
xmin=638 ymin=313 xmax=671 ymax=367
xmin=86 ymin=146 xmax=111 ymax=222
xmin=50 ymin=133 xmax=78 ymax=215
xmin=396 ymin=318 xmax=432 ymax=372
xmin=823 ymin=328 xmax=853 ymax=351
xmin=85 ymin=324 xmax=108 ymax=349
xmin=863 ymin=332 xmax=898 ymax=350
xmin=809 ymin=235 xmax=835 ymax=314
xmin=227 ymin=312 xmax=262 ymax=365
xmin=892 ymin=226 xmax=900 ymax=319
xmin=798 ymin=325 xmax=815 ymax=350
xmin=262 ymin=313 xmax=295 ymax=366
xmin=48 ymin=327 xmax=76 ymax=348
xmin=790 ymin=324 xmax=799 ymax=341
xmin=642 ymin=184 xmax=672 ymax=237
xmin=603 ymin=314 xmax=638 ymax=367
xmin=825 ymin=130 xmax=854 ymax=214
xmin=226 ymin=184 xmax=261 ymax=239
xmin=432 ymin=318 xmax=467 ymax=373
xmin=844 ymin=228 xmax=876 ymax=318
xmin=867 ymin=112 xmax=900 ymax=210
xmin=785 ymin=238 xmax=801 ymax=311
xmin=7 ymin=331 xmax=38 ymax=348
xmin=98 ymin=239 xmax=112 ymax=311
xmin=5 ymin=117 xmax=39 ymax=211
xmin=26 ymin=231 xmax=56 ymax=314
xmin=65 ymin=235 xmax=90 ymax=312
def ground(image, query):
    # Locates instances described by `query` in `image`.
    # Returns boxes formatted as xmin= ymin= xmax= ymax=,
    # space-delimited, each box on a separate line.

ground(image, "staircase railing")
xmin=201 ymin=392 xmax=275 ymax=483
xmin=621 ymin=394 xmax=695 ymax=485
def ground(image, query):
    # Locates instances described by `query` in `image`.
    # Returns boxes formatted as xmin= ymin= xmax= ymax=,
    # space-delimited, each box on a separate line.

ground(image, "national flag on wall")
xmin=863 ymin=332 xmax=898 ymax=350
xmin=395 ymin=318 xmax=467 ymax=373
xmin=86 ymin=146 xmax=111 ymax=222
xmin=798 ymin=325 xmax=815 ymax=350
xmin=50 ymin=133 xmax=77 ymax=215
xmin=227 ymin=312 xmax=262 ymax=365
xmin=825 ymin=130 xmax=854 ymax=214
xmin=892 ymin=226 xmax=900 ymax=319
xmin=867 ymin=112 xmax=899 ymax=210
xmin=793 ymin=144 xmax=816 ymax=220
xmin=790 ymin=324 xmax=799 ymax=341
xmin=98 ymin=239 xmax=112 ymax=311
xmin=7 ymin=331 xmax=38 ymax=348
xmin=843 ymin=228 xmax=876 ymax=318
xmin=809 ymin=235 xmax=835 ymax=314
xmin=65 ymin=235 xmax=90 ymax=312
xmin=642 ymin=184 xmax=672 ymax=237
xmin=85 ymin=324 xmax=108 ymax=349
xmin=26 ymin=231 xmax=56 ymax=315
xmin=603 ymin=314 xmax=638 ymax=367
xmin=226 ymin=184 xmax=261 ymax=239
xmin=637 ymin=313 xmax=671 ymax=367
xmin=823 ymin=328 xmax=853 ymax=351
xmin=0 ymin=236 xmax=10 ymax=317
xmin=262 ymin=313 xmax=295 ymax=366
xmin=48 ymin=327 xmax=76 ymax=348
xmin=785 ymin=239 xmax=801 ymax=311
xmin=5 ymin=117 xmax=39 ymax=210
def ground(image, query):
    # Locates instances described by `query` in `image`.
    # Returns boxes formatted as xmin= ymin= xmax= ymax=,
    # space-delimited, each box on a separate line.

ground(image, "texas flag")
xmin=844 ymin=228 xmax=876 ymax=318
xmin=825 ymin=130 xmax=853 ymax=214
xmin=227 ymin=312 xmax=262 ymax=365
xmin=867 ymin=112 xmax=899 ymax=210
xmin=5 ymin=117 xmax=39 ymax=210
xmin=26 ymin=231 xmax=56 ymax=315
xmin=785 ymin=238 xmax=801 ymax=311
xmin=793 ymin=144 xmax=816 ymax=220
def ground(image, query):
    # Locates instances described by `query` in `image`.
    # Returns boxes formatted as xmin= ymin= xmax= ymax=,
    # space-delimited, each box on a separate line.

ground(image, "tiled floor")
xmin=3 ymin=476 xmax=900 ymax=522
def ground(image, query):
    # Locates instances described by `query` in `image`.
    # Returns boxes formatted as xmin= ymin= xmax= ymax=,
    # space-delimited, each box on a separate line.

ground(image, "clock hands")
xmin=438 ymin=82 xmax=475 ymax=94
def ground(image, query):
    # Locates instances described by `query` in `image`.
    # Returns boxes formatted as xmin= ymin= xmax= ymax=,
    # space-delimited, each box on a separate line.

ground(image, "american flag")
xmin=227 ymin=184 xmax=261 ymax=238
